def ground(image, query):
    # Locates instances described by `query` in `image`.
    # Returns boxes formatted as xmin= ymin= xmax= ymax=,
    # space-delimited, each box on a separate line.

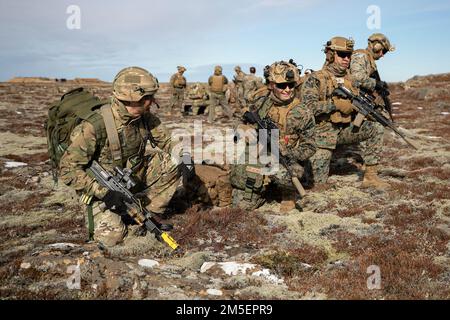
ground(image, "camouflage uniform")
xmin=233 ymin=66 xmax=246 ymax=108
xmin=208 ymin=66 xmax=233 ymax=123
xmin=350 ymin=34 xmax=396 ymax=170
xmin=169 ymin=66 xmax=187 ymax=115
xmin=59 ymin=67 xmax=181 ymax=247
xmin=230 ymin=61 xmax=316 ymax=210
xmin=301 ymin=37 xmax=383 ymax=184
xmin=243 ymin=71 xmax=264 ymax=106
xmin=187 ymin=83 xmax=209 ymax=115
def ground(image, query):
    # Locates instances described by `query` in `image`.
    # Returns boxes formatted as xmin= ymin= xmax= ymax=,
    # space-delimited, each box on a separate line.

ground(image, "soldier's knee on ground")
xmin=92 ymin=206 xmax=127 ymax=247
xmin=309 ymin=148 xmax=333 ymax=184
xmin=231 ymin=188 xmax=265 ymax=210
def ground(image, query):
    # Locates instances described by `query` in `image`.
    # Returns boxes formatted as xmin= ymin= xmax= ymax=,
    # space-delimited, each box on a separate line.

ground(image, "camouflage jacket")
xmin=59 ymin=98 xmax=172 ymax=199
xmin=301 ymin=67 xmax=355 ymax=117
xmin=350 ymin=49 xmax=377 ymax=92
xmin=300 ymin=67 xmax=358 ymax=149
xmin=233 ymin=71 xmax=246 ymax=84
xmin=243 ymin=74 xmax=264 ymax=97
xmin=252 ymin=94 xmax=316 ymax=162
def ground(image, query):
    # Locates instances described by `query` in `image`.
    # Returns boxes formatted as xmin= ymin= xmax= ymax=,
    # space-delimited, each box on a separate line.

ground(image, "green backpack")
xmin=45 ymin=87 xmax=108 ymax=183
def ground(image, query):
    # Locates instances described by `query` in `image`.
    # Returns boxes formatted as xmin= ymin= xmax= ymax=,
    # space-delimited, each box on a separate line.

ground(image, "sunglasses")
xmin=275 ymin=82 xmax=296 ymax=90
xmin=336 ymin=51 xmax=352 ymax=59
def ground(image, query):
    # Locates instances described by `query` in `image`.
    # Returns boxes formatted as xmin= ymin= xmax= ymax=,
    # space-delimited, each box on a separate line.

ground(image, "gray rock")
xmin=171 ymin=251 xmax=212 ymax=271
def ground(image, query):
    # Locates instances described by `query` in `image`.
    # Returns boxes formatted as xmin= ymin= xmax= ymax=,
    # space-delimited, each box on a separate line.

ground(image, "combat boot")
xmin=361 ymin=165 xmax=390 ymax=190
xmin=280 ymin=190 xmax=297 ymax=213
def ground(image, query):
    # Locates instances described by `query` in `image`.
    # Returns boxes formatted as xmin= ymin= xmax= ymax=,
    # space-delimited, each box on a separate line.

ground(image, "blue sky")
xmin=0 ymin=0 xmax=449 ymax=82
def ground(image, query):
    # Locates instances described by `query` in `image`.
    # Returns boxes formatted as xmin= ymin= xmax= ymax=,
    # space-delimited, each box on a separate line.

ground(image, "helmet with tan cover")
xmin=264 ymin=60 xmax=300 ymax=85
xmin=325 ymin=36 xmax=355 ymax=53
xmin=177 ymin=65 xmax=186 ymax=72
xmin=368 ymin=33 xmax=395 ymax=53
xmin=113 ymin=66 xmax=159 ymax=102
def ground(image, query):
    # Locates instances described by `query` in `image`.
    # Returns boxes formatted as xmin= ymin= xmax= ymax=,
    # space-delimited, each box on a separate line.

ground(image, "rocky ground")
xmin=0 ymin=74 xmax=449 ymax=300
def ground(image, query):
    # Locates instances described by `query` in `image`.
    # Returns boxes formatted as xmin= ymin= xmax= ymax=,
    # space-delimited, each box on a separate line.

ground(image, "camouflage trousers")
xmin=235 ymin=83 xmax=246 ymax=107
xmin=208 ymin=92 xmax=233 ymax=123
xmin=169 ymin=88 xmax=185 ymax=114
xmin=309 ymin=120 xmax=383 ymax=184
xmin=88 ymin=151 xmax=181 ymax=247
xmin=230 ymin=163 xmax=298 ymax=210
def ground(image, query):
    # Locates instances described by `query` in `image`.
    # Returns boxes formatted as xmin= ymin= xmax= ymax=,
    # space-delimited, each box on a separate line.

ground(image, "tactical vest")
xmin=314 ymin=69 xmax=355 ymax=124
xmin=94 ymin=104 xmax=155 ymax=173
xmin=230 ymin=96 xmax=301 ymax=201
xmin=172 ymin=74 xmax=186 ymax=88
xmin=258 ymin=97 xmax=301 ymax=148
xmin=188 ymin=85 xmax=205 ymax=100
xmin=210 ymin=75 xmax=226 ymax=93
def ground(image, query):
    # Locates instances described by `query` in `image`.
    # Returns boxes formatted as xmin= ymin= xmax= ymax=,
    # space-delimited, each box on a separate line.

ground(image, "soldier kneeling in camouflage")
xmin=59 ymin=67 xmax=182 ymax=248
xmin=230 ymin=61 xmax=316 ymax=211
xmin=301 ymin=36 xmax=389 ymax=189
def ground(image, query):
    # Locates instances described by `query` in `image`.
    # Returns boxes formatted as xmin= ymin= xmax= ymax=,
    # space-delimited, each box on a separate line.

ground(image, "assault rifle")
xmin=242 ymin=111 xmax=307 ymax=197
xmin=87 ymin=161 xmax=179 ymax=250
xmin=333 ymin=85 xmax=419 ymax=150
xmin=370 ymin=70 xmax=393 ymax=122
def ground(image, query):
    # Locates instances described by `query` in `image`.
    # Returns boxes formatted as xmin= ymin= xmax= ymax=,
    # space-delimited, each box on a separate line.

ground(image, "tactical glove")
xmin=375 ymin=80 xmax=388 ymax=92
xmin=289 ymin=162 xmax=304 ymax=179
xmin=333 ymin=98 xmax=354 ymax=114
xmin=102 ymin=190 xmax=130 ymax=213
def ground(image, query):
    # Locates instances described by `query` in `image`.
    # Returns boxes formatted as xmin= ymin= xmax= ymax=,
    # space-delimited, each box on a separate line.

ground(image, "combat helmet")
xmin=177 ymin=65 xmax=186 ymax=72
xmin=368 ymin=33 xmax=395 ymax=53
xmin=264 ymin=60 xmax=301 ymax=85
xmin=324 ymin=36 xmax=355 ymax=53
xmin=234 ymin=66 xmax=242 ymax=72
xmin=113 ymin=66 xmax=159 ymax=102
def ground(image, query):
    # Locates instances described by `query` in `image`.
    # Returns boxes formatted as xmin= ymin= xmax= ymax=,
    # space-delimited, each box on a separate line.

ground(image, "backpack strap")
xmin=100 ymin=104 xmax=122 ymax=166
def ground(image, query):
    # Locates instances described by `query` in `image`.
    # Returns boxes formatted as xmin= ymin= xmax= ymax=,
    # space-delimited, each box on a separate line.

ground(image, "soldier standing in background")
xmin=243 ymin=66 xmax=264 ymax=108
xmin=169 ymin=66 xmax=187 ymax=115
xmin=233 ymin=66 xmax=247 ymax=108
xmin=208 ymin=65 xmax=233 ymax=123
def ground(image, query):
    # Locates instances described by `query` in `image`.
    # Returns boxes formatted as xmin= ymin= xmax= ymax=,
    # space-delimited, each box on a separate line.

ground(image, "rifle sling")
xmin=101 ymin=104 xmax=122 ymax=166
xmin=86 ymin=204 xmax=94 ymax=241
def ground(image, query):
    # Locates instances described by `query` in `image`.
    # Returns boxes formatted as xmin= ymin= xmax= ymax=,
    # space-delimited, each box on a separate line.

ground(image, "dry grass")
xmin=337 ymin=207 xmax=365 ymax=218
xmin=176 ymin=205 xmax=285 ymax=250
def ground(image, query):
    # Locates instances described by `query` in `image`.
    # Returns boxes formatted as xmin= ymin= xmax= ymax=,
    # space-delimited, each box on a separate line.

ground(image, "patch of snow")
xmin=392 ymin=102 xmax=402 ymax=106
xmin=138 ymin=259 xmax=159 ymax=268
xmin=252 ymin=268 xmax=284 ymax=285
xmin=441 ymin=112 xmax=449 ymax=115
xmin=220 ymin=262 xmax=256 ymax=275
xmin=5 ymin=161 xmax=27 ymax=168
xmin=207 ymin=289 xmax=223 ymax=296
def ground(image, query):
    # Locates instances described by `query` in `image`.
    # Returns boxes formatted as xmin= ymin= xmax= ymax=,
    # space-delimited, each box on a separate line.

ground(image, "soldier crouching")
xmin=59 ymin=67 xmax=182 ymax=247
xmin=230 ymin=60 xmax=316 ymax=212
